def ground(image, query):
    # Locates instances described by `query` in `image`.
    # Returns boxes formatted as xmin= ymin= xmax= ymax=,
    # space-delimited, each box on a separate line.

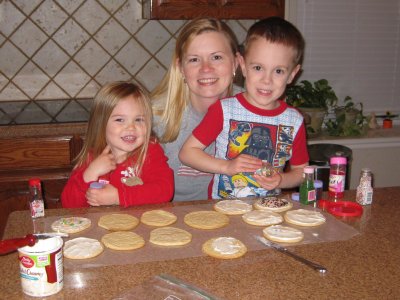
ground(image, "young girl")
xmin=61 ymin=81 xmax=174 ymax=208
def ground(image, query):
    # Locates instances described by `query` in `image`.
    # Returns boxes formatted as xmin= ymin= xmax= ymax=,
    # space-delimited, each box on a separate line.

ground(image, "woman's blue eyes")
xmin=187 ymin=55 xmax=223 ymax=63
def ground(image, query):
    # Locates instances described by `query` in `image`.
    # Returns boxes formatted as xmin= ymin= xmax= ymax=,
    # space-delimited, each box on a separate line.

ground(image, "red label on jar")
xmin=20 ymin=256 xmax=34 ymax=268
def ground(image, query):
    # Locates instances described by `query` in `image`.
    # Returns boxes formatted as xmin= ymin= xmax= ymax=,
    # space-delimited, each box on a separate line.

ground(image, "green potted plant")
xmin=324 ymin=96 xmax=367 ymax=136
xmin=285 ymin=79 xmax=338 ymax=137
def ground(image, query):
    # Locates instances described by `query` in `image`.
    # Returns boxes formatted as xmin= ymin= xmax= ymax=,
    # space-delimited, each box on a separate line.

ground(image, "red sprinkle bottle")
xmin=328 ymin=157 xmax=347 ymax=200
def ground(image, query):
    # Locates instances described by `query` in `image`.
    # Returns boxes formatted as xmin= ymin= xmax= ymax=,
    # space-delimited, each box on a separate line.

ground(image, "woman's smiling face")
xmin=179 ymin=31 xmax=238 ymax=110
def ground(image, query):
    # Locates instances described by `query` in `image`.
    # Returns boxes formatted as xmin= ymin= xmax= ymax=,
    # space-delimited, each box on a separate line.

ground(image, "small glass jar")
xmin=314 ymin=180 xmax=323 ymax=201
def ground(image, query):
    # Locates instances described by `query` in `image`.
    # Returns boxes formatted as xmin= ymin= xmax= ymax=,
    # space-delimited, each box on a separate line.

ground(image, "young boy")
xmin=179 ymin=17 xmax=309 ymax=199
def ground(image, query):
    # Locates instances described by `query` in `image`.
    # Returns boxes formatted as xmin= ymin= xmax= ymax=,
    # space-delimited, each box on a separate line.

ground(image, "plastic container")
xmin=328 ymin=157 xmax=347 ymax=200
xmin=18 ymin=237 xmax=63 ymax=297
xmin=314 ymin=180 xmax=323 ymax=201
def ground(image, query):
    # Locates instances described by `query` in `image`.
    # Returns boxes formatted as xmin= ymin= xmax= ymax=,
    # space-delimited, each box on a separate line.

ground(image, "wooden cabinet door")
xmin=143 ymin=0 xmax=284 ymax=20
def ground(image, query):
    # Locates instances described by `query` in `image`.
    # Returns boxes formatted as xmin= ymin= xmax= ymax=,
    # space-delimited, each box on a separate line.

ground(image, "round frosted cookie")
xmin=98 ymin=214 xmax=139 ymax=231
xmin=284 ymin=209 xmax=326 ymax=227
xmin=214 ymin=199 xmax=253 ymax=215
xmin=101 ymin=231 xmax=145 ymax=251
xmin=64 ymin=237 xmax=104 ymax=259
xmin=140 ymin=209 xmax=177 ymax=227
xmin=202 ymin=237 xmax=247 ymax=259
xmin=263 ymin=225 xmax=304 ymax=243
xmin=242 ymin=210 xmax=283 ymax=226
xmin=149 ymin=227 xmax=192 ymax=246
xmin=254 ymin=196 xmax=293 ymax=212
xmin=184 ymin=211 xmax=229 ymax=230
xmin=51 ymin=217 xmax=91 ymax=234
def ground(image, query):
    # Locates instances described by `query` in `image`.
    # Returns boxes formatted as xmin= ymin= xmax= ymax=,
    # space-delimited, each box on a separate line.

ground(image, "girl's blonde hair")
xmin=151 ymin=18 xmax=239 ymax=143
xmin=75 ymin=81 xmax=153 ymax=176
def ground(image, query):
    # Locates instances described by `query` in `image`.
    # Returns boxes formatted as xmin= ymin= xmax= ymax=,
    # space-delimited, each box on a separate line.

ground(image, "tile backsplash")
xmin=0 ymin=0 xmax=253 ymax=125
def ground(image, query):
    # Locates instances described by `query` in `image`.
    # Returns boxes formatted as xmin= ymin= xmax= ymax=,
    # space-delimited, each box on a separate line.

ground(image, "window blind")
xmin=288 ymin=0 xmax=400 ymax=116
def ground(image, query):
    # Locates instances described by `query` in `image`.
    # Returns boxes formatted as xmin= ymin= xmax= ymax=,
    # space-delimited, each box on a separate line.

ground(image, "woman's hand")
xmin=83 ymin=145 xmax=116 ymax=182
xmin=86 ymin=184 xmax=119 ymax=206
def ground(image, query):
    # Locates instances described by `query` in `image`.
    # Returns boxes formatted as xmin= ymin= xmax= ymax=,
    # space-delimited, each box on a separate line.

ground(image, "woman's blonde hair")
xmin=75 ymin=81 xmax=153 ymax=176
xmin=151 ymin=18 xmax=239 ymax=143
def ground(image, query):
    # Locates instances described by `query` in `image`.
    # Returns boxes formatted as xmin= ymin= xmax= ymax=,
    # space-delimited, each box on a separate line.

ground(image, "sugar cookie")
xmin=98 ymin=214 xmax=139 ymax=231
xmin=214 ymin=199 xmax=253 ymax=215
xmin=184 ymin=211 xmax=229 ymax=230
xmin=51 ymin=217 xmax=91 ymax=234
xmin=101 ymin=231 xmax=145 ymax=250
xmin=284 ymin=209 xmax=326 ymax=227
xmin=149 ymin=227 xmax=192 ymax=246
xmin=63 ymin=237 xmax=104 ymax=259
xmin=202 ymin=237 xmax=247 ymax=259
xmin=242 ymin=210 xmax=283 ymax=226
xmin=263 ymin=225 xmax=304 ymax=243
xmin=140 ymin=209 xmax=177 ymax=227
xmin=254 ymin=196 xmax=293 ymax=212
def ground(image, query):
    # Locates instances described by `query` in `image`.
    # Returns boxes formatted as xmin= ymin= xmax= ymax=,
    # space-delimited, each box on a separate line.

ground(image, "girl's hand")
xmin=223 ymin=154 xmax=262 ymax=176
xmin=253 ymin=173 xmax=283 ymax=190
xmin=83 ymin=145 xmax=117 ymax=182
xmin=86 ymin=184 xmax=119 ymax=206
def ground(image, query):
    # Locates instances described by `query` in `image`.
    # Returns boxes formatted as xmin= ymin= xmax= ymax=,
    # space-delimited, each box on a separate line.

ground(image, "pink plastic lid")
xmin=28 ymin=178 xmax=41 ymax=186
xmin=304 ymin=166 xmax=314 ymax=174
xmin=330 ymin=157 xmax=347 ymax=165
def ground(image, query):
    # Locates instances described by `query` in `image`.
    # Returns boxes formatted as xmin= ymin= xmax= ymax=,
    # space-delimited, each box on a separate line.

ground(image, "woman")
xmin=152 ymin=18 xmax=241 ymax=201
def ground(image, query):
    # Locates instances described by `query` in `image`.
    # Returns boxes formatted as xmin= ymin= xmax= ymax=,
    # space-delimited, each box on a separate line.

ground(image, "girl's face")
xmin=106 ymin=96 xmax=147 ymax=162
xmin=239 ymin=38 xmax=300 ymax=110
xmin=179 ymin=31 xmax=238 ymax=112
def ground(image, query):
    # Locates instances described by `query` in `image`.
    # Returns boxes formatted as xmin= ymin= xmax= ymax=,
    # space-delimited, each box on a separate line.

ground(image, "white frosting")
xmin=263 ymin=225 xmax=304 ymax=241
xmin=51 ymin=217 xmax=91 ymax=233
xmin=215 ymin=200 xmax=252 ymax=213
xmin=285 ymin=209 xmax=326 ymax=225
xmin=212 ymin=237 xmax=242 ymax=254
xmin=242 ymin=210 xmax=283 ymax=225
xmin=64 ymin=237 xmax=103 ymax=259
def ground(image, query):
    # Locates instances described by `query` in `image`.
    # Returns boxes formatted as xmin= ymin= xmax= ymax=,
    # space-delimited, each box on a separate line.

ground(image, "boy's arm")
xmin=179 ymin=135 xmax=261 ymax=176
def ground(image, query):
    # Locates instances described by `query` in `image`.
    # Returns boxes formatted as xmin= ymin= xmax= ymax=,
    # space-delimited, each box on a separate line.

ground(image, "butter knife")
xmin=255 ymin=236 xmax=327 ymax=274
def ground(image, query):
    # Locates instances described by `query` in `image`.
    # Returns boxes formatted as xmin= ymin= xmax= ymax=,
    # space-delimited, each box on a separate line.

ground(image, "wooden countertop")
xmin=1 ymin=188 xmax=400 ymax=299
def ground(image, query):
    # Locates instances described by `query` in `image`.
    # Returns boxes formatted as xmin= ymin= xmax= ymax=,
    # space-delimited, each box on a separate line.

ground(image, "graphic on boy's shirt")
xmin=218 ymin=121 xmax=295 ymax=199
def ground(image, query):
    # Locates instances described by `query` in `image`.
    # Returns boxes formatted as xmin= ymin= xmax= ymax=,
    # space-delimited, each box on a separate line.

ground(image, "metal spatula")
xmin=255 ymin=236 xmax=327 ymax=274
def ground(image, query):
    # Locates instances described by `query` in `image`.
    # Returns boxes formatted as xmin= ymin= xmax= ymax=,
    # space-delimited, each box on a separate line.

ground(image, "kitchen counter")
xmin=0 ymin=122 xmax=86 ymax=138
xmin=1 ymin=188 xmax=400 ymax=299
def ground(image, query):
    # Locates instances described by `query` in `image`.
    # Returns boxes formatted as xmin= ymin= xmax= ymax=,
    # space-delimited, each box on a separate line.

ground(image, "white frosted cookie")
xmin=98 ymin=214 xmax=139 ymax=231
xmin=140 ymin=209 xmax=177 ymax=227
xmin=149 ymin=227 xmax=192 ymax=246
xmin=202 ymin=237 xmax=247 ymax=259
xmin=242 ymin=210 xmax=283 ymax=226
xmin=263 ymin=225 xmax=304 ymax=243
xmin=184 ymin=211 xmax=229 ymax=230
xmin=64 ymin=237 xmax=104 ymax=259
xmin=51 ymin=217 xmax=91 ymax=234
xmin=101 ymin=231 xmax=145 ymax=251
xmin=214 ymin=199 xmax=253 ymax=215
xmin=284 ymin=209 xmax=326 ymax=227
xmin=254 ymin=196 xmax=293 ymax=212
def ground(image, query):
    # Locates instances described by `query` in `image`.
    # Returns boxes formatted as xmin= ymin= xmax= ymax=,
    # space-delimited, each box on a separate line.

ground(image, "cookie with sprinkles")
xmin=51 ymin=217 xmax=91 ymax=234
xmin=254 ymin=196 xmax=293 ymax=212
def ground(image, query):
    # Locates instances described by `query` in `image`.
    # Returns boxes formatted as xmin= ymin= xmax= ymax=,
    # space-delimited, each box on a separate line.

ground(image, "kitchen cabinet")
xmin=143 ymin=0 xmax=285 ymax=20
xmin=0 ymin=123 xmax=86 ymax=235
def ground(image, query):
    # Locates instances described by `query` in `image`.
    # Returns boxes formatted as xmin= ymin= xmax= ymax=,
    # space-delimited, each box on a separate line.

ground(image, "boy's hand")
xmin=86 ymin=184 xmax=119 ymax=206
xmin=224 ymin=154 xmax=262 ymax=176
xmin=253 ymin=173 xmax=283 ymax=190
xmin=83 ymin=145 xmax=117 ymax=182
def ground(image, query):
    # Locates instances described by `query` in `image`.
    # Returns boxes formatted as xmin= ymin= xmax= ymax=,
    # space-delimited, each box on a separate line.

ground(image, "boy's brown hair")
xmin=243 ymin=17 xmax=305 ymax=65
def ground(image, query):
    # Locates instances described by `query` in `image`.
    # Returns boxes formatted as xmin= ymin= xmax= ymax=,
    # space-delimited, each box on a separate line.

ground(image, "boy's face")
xmin=239 ymin=38 xmax=300 ymax=110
